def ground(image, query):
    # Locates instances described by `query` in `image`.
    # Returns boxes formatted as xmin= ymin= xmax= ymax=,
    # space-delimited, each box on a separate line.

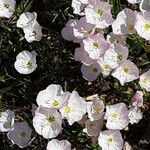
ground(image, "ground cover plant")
xmin=0 ymin=0 xmax=150 ymax=149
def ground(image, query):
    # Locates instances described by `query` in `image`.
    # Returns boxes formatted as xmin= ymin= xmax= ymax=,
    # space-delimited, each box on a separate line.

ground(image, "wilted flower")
xmin=104 ymin=103 xmax=129 ymax=130
xmin=36 ymin=84 xmax=69 ymax=109
xmin=98 ymin=130 xmax=124 ymax=150
xmin=83 ymin=33 xmax=109 ymax=60
xmin=0 ymin=0 xmax=16 ymax=18
xmin=47 ymin=139 xmax=71 ymax=150
xmin=85 ymin=1 xmax=114 ymax=28
xmin=106 ymin=32 xmax=126 ymax=46
xmin=60 ymin=91 xmax=87 ymax=125
xmin=139 ymin=69 xmax=150 ymax=91
xmin=23 ymin=21 xmax=42 ymax=43
xmin=71 ymin=0 xmax=88 ymax=16
xmin=104 ymin=44 xmax=129 ymax=69
xmin=33 ymin=106 xmax=62 ymax=139
xmin=128 ymin=106 xmax=143 ymax=124
xmin=86 ymin=98 xmax=105 ymax=121
xmin=140 ymin=0 xmax=150 ymax=12
xmin=73 ymin=17 xmax=95 ymax=39
xmin=83 ymin=118 xmax=103 ymax=137
xmin=112 ymin=60 xmax=139 ymax=86
xmin=132 ymin=91 xmax=143 ymax=107
xmin=14 ymin=50 xmax=37 ymax=74
xmin=123 ymin=141 xmax=132 ymax=150
xmin=135 ymin=12 xmax=150 ymax=41
xmin=7 ymin=121 xmax=32 ymax=148
xmin=0 ymin=109 xmax=15 ymax=132
xmin=112 ymin=8 xmax=137 ymax=35
xmin=81 ymin=62 xmax=101 ymax=82
xmin=17 ymin=12 xmax=37 ymax=28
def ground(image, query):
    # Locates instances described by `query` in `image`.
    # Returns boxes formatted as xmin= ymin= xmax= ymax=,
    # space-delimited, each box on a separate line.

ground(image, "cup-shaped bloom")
xmin=23 ymin=21 xmax=42 ymax=43
xmin=47 ymin=139 xmax=71 ymax=150
xmin=71 ymin=0 xmax=88 ymax=16
xmin=139 ymin=69 xmax=150 ymax=91
xmin=132 ymin=91 xmax=143 ymax=107
xmin=17 ymin=12 xmax=37 ymax=28
xmin=60 ymin=91 xmax=87 ymax=125
xmin=128 ymin=106 xmax=143 ymax=124
xmin=61 ymin=19 xmax=78 ymax=42
xmin=112 ymin=8 xmax=137 ymax=35
xmin=98 ymin=130 xmax=124 ymax=150
xmin=33 ymin=106 xmax=62 ymax=139
xmin=0 ymin=109 xmax=15 ymax=132
xmin=86 ymin=98 xmax=105 ymax=121
xmin=107 ymin=32 xmax=126 ymax=46
xmin=74 ymin=45 xmax=96 ymax=66
xmin=104 ymin=44 xmax=129 ymax=69
xmin=0 ymin=0 xmax=16 ymax=18
xmin=135 ymin=12 xmax=150 ymax=41
xmin=14 ymin=50 xmax=37 ymax=74
xmin=83 ymin=33 xmax=109 ymax=60
xmin=104 ymin=103 xmax=129 ymax=130
xmin=112 ymin=60 xmax=139 ymax=86
xmin=81 ymin=62 xmax=101 ymax=82
xmin=36 ymin=84 xmax=69 ymax=109
xmin=7 ymin=121 xmax=32 ymax=148
xmin=85 ymin=1 xmax=114 ymax=28
xmin=73 ymin=17 xmax=95 ymax=39
xmin=140 ymin=0 xmax=150 ymax=12
xmin=83 ymin=118 xmax=104 ymax=137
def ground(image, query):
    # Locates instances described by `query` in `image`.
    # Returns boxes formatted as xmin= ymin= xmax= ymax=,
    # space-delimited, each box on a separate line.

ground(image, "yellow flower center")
xmin=142 ymin=78 xmax=149 ymax=85
xmin=111 ymin=112 xmax=119 ymax=121
xmin=127 ymin=24 xmax=134 ymax=31
xmin=32 ymin=31 xmax=36 ymax=36
xmin=103 ymin=64 xmax=110 ymax=70
xmin=64 ymin=106 xmax=72 ymax=113
xmin=117 ymin=54 xmax=123 ymax=61
xmin=144 ymin=23 xmax=150 ymax=30
xmin=27 ymin=60 xmax=32 ymax=68
xmin=107 ymin=136 xmax=114 ymax=144
xmin=4 ymin=3 xmax=9 ymax=9
xmin=123 ymin=67 xmax=129 ymax=74
xmin=93 ymin=42 xmax=99 ymax=49
xmin=93 ymin=67 xmax=98 ymax=73
xmin=97 ymin=9 xmax=104 ymax=16
xmin=19 ymin=131 xmax=26 ymax=138
xmin=89 ymin=123 xmax=95 ymax=129
xmin=46 ymin=115 xmax=55 ymax=123
xmin=52 ymin=100 xmax=59 ymax=107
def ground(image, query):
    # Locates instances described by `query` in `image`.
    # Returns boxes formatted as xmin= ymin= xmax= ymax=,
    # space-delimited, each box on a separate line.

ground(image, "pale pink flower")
xmin=73 ymin=17 xmax=95 ymax=39
xmin=98 ymin=130 xmax=124 ymax=150
xmin=106 ymin=32 xmax=126 ymax=46
xmin=7 ymin=122 xmax=32 ymax=148
xmin=81 ymin=62 xmax=101 ymax=81
xmin=104 ymin=44 xmax=129 ymax=69
xmin=83 ymin=33 xmax=109 ymax=60
xmin=36 ymin=84 xmax=69 ymax=109
xmin=104 ymin=103 xmax=129 ymax=130
xmin=61 ymin=19 xmax=77 ymax=42
xmin=74 ymin=45 xmax=95 ymax=66
xmin=132 ymin=91 xmax=143 ymax=107
xmin=112 ymin=60 xmax=139 ymax=86
xmin=139 ymin=69 xmax=150 ymax=91
xmin=112 ymin=8 xmax=137 ymax=35
xmin=85 ymin=1 xmax=114 ymax=28
xmin=60 ymin=91 xmax=87 ymax=125
xmin=47 ymin=139 xmax=71 ymax=150
xmin=135 ymin=12 xmax=150 ymax=41
xmin=140 ymin=0 xmax=150 ymax=12
xmin=123 ymin=141 xmax=132 ymax=150
xmin=33 ymin=106 xmax=62 ymax=139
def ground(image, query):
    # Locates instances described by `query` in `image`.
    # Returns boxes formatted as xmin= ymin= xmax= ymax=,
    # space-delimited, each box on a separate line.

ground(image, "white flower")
xmin=33 ymin=106 xmax=62 ymax=139
xmin=83 ymin=118 xmax=103 ymax=137
xmin=36 ymin=84 xmax=69 ymax=109
xmin=98 ymin=130 xmax=124 ymax=150
xmin=17 ymin=12 xmax=37 ymax=28
xmin=127 ymin=0 xmax=141 ymax=4
xmin=104 ymin=103 xmax=129 ymax=130
xmin=85 ymin=1 xmax=114 ymax=28
xmin=104 ymin=44 xmax=129 ymax=69
xmin=23 ymin=21 xmax=42 ymax=43
xmin=0 ymin=0 xmax=16 ymax=18
xmin=47 ymin=139 xmax=71 ymax=150
xmin=7 ymin=121 xmax=32 ymax=148
xmin=135 ymin=12 xmax=150 ymax=41
xmin=128 ymin=106 xmax=143 ymax=124
xmin=112 ymin=60 xmax=139 ymax=86
xmin=140 ymin=0 xmax=150 ymax=12
xmin=139 ymin=69 xmax=150 ymax=91
xmin=14 ymin=50 xmax=37 ymax=74
xmin=0 ymin=109 xmax=15 ymax=132
xmin=60 ymin=91 xmax=87 ymax=125
xmin=86 ymin=98 xmax=105 ymax=121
